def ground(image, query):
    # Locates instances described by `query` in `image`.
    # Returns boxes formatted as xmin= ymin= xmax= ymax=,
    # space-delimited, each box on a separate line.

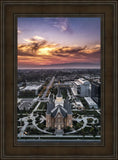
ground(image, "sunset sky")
xmin=17 ymin=17 xmax=101 ymax=69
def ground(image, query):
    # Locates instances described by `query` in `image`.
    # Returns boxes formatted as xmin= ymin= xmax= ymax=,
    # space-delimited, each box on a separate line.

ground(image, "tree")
xmin=28 ymin=119 xmax=32 ymax=123
xmin=47 ymin=127 xmax=54 ymax=132
xmin=64 ymin=126 xmax=71 ymax=132
xmin=87 ymin=118 xmax=93 ymax=124
xmin=81 ymin=129 xmax=85 ymax=137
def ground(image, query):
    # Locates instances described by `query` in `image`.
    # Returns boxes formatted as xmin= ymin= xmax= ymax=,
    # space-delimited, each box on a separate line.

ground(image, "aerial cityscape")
xmin=17 ymin=17 xmax=101 ymax=142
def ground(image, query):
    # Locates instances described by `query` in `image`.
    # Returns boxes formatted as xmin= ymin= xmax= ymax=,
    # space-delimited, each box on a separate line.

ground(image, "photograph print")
xmin=17 ymin=17 xmax=101 ymax=142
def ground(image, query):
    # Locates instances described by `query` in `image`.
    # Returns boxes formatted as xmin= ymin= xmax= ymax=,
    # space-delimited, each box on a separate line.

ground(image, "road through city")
xmin=42 ymin=76 xmax=55 ymax=98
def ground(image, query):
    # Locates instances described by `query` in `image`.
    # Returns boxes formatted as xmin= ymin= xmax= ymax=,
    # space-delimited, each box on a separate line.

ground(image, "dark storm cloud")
xmin=18 ymin=39 xmax=48 ymax=56
xmin=52 ymin=45 xmax=100 ymax=59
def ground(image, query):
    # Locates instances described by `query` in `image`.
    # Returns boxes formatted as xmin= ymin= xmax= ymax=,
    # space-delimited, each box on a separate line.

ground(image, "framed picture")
xmin=0 ymin=0 xmax=117 ymax=160
xmin=17 ymin=16 xmax=102 ymax=142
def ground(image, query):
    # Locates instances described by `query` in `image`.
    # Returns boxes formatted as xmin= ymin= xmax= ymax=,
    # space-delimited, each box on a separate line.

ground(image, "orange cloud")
xmin=18 ymin=36 xmax=100 ymax=67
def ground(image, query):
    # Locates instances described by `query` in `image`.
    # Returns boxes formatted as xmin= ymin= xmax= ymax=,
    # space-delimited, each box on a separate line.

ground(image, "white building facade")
xmin=84 ymin=97 xmax=98 ymax=109
xmin=72 ymin=78 xmax=91 ymax=97
xmin=19 ymin=85 xmax=42 ymax=96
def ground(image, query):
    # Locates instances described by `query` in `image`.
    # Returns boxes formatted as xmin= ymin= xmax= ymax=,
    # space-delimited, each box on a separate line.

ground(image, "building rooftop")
xmin=84 ymin=97 xmax=97 ymax=106
xmin=56 ymin=85 xmax=62 ymax=97
xmin=18 ymin=101 xmax=32 ymax=110
xmin=75 ymin=100 xmax=83 ymax=107
xmin=22 ymin=85 xmax=42 ymax=91
xmin=74 ymin=81 xmax=81 ymax=86
xmin=47 ymin=96 xmax=72 ymax=116
xmin=51 ymin=105 xmax=67 ymax=118
xmin=78 ymin=78 xmax=90 ymax=85
xmin=74 ymin=78 xmax=90 ymax=86
xmin=17 ymin=98 xmax=22 ymax=103
xmin=47 ymin=99 xmax=55 ymax=114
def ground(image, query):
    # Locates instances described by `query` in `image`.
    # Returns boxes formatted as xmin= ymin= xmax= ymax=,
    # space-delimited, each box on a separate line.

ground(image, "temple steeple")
xmin=57 ymin=83 xmax=62 ymax=97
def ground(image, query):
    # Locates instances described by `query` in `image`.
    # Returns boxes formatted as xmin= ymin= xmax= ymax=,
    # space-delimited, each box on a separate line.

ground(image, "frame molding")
xmin=0 ymin=0 xmax=117 ymax=160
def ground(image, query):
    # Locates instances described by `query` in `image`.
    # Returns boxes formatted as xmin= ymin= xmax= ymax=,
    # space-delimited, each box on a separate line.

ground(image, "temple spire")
xmin=57 ymin=82 xmax=62 ymax=97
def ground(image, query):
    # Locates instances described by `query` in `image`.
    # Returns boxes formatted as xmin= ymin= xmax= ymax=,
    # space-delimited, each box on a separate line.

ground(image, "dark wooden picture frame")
xmin=0 ymin=0 xmax=117 ymax=160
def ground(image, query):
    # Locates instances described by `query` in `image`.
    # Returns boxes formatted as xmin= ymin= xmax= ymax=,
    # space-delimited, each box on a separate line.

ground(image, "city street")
xmin=18 ymin=100 xmax=41 ymax=137
xmin=18 ymin=98 xmax=53 ymax=137
xmin=42 ymin=76 xmax=55 ymax=98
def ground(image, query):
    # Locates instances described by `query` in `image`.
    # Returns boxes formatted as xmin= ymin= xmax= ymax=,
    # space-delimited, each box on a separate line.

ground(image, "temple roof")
xmin=46 ymin=92 xmax=72 ymax=116
xmin=67 ymin=103 xmax=72 ymax=114
xmin=51 ymin=105 xmax=67 ymax=118
xmin=46 ymin=99 xmax=55 ymax=114
xmin=56 ymin=85 xmax=62 ymax=97
xmin=64 ymin=97 xmax=72 ymax=114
